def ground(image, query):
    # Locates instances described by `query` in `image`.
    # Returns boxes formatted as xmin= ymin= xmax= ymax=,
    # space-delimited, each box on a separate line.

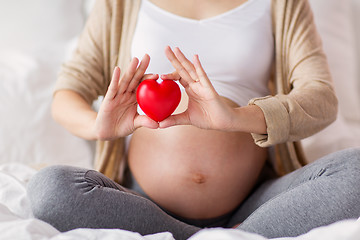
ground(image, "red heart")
xmin=136 ymin=79 xmax=181 ymax=122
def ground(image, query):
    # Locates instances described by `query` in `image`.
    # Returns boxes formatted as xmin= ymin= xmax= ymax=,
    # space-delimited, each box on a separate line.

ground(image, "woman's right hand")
xmin=94 ymin=55 xmax=159 ymax=140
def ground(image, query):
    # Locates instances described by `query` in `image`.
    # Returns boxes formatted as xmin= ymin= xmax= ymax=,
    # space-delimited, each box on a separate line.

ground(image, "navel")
xmin=192 ymin=173 xmax=207 ymax=184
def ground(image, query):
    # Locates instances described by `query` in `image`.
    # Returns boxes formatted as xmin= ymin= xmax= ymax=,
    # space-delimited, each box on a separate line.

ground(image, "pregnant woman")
xmin=27 ymin=0 xmax=360 ymax=239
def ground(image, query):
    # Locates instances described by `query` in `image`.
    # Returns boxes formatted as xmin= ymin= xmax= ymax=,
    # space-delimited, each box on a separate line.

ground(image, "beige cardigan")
xmin=56 ymin=0 xmax=338 ymax=183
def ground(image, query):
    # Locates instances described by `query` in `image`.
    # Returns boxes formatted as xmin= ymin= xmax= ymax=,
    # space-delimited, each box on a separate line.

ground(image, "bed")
xmin=0 ymin=0 xmax=359 ymax=239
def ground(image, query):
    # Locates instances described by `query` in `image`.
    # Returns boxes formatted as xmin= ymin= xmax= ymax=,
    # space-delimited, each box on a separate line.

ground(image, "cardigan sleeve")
xmin=54 ymin=0 xmax=112 ymax=104
xmin=249 ymin=0 xmax=338 ymax=147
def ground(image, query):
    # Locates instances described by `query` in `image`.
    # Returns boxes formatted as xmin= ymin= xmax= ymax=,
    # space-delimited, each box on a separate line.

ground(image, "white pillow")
xmin=309 ymin=0 xmax=360 ymax=122
xmin=351 ymin=0 xmax=360 ymax=90
xmin=303 ymin=0 xmax=360 ymax=161
xmin=0 ymin=0 xmax=93 ymax=169
xmin=84 ymin=0 xmax=96 ymax=17
xmin=0 ymin=0 xmax=85 ymax=53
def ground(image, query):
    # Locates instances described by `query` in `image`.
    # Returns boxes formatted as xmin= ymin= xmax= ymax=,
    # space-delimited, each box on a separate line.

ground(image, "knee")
xmin=333 ymin=147 xmax=360 ymax=170
xmin=317 ymin=147 xmax=360 ymax=171
xmin=329 ymin=148 xmax=360 ymax=215
xmin=27 ymin=166 xmax=68 ymax=215
xmin=322 ymin=148 xmax=360 ymax=196
xmin=27 ymin=165 xmax=86 ymax=228
xmin=312 ymin=148 xmax=360 ymax=190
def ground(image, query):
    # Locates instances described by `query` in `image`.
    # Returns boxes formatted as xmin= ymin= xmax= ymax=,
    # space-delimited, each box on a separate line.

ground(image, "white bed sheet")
xmin=1 ymin=163 xmax=359 ymax=240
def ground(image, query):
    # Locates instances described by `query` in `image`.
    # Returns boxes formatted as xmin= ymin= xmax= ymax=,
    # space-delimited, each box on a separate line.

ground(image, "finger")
xmin=165 ymin=46 xmax=193 ymax=88
xmin=173 ymin=47 xmax=198 ymax=81
xmin=128 ymin=54 xmax=151 ymax=92
xmin=158 ymin=112 xmax=190 ymax=128
xmin=161 ymin=71 xmax=190 ymax=88
xmin=105 ymin=67 xmax=121 ymax=100
xmin=118 ymin=57 xmax=139 ymax=94
xmin=193 ymin=54 xmax=212 ymax=88
xmin=141 ymin=73 xmax=159 ymax=82
xmin=134 ymin=114 xmax=159 ymax=130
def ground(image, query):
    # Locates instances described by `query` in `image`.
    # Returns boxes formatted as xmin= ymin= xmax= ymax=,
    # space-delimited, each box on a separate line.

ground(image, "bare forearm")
xmin=52 ymin=90 xmax=97 ymax=140
xmin=231 ymin=105 xmax=267 ymax=135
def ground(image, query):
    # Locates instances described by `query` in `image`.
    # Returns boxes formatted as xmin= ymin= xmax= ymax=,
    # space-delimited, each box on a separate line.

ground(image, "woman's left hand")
xmin=159 ymin=46 xmax=237 ymax=130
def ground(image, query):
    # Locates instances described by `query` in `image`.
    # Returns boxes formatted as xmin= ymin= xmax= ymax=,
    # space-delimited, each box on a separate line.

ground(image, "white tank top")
xmin=131 ymin=0 xmax=273 ymax=107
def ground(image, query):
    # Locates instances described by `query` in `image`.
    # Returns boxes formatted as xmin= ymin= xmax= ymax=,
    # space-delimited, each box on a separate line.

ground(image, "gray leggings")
xmin=27 ymin=148 xmax=360 ymax=240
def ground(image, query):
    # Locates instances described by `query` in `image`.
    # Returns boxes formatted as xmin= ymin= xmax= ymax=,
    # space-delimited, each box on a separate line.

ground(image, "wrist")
xmin=89 ymin=111 xmax=99 ymax=141
xmin=231 ymin=105 xmax=267 ymax=134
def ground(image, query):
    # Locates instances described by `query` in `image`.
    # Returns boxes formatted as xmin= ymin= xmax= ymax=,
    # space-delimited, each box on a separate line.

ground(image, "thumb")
xmin=160 ymin=71 xmax=180 ymax=81
xmin=134 ymin=115 xmax=159 ymax=130
xmin=159 ymin=112 xmax=191 ymax=128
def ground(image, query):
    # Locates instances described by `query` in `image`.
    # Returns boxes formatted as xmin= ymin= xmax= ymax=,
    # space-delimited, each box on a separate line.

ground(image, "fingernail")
xmin=132 ymin=57 xmax=139 ymax=63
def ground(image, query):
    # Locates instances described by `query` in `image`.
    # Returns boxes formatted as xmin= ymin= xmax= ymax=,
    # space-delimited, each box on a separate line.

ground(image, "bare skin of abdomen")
xmin=128 ymin=94 xmax=267 ymax=219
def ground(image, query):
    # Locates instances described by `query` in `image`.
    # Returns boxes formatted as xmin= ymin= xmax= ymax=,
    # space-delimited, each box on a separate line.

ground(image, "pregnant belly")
xmin=128 ymin=126 xmax=267 ymax=219
xmin=128 ymin=93 xmax=267 ymax=219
